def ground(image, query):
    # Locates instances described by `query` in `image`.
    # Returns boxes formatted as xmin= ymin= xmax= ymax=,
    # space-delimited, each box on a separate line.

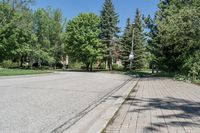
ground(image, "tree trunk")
xmin=29 ymin=56 xmax=33 ymax=69
xmin=152 ymin=64 xmax=155 ymax=74
xmin=108 ymin=59 xmax=112 ymax=71
xmin=86 ymin=63 xmax=90 ymax=71
xmin=20 ymin=56 xmax=24 ymax=67
xmin=38 ymin=59 xmax=41 ymax=68
xmin=156 ymin=67 xmax=159 ymax=73
xmin=90 ymin=63 xmax=93 ymax=71
xmin=105 ymin=60 xmax=108 ymax=70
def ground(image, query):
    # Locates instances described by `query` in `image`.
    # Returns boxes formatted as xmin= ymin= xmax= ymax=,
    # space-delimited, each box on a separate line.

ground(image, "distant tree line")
xmin=1 ymin=0 xmax=199 ymax=79
xmin=0 ymin=0 xmax=146 ymax=71
xmin=0 ymin=0 xmax=67 ymax=68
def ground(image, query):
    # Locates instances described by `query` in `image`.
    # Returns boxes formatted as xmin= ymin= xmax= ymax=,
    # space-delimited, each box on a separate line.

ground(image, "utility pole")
xmin=109 ymin=36 xmax=115 ymax=71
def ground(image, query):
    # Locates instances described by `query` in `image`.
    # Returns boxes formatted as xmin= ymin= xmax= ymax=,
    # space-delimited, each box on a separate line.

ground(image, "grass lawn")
xmin=0 ymin=68 xmax=52 ymax=76
xmin=193 ymin=80 xmax=200 ymax=85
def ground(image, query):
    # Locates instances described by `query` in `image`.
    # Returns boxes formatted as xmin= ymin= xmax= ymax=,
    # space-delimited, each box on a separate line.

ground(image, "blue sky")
xmin=32 ymin=0 xmax=159 ymax=29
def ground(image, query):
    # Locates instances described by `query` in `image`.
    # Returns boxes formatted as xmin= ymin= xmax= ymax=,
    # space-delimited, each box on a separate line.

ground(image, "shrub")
xmin=40 ymin=66 xmax=52 ymax=70
xmin=112 ymin=64 xmax=123 ymax=71
xmin=183 ymin=51 xmax=200 ymax=79
xmin=68 ymin=62 xmax=83 ymax=69
xmin=99 ymin=63 xmax=106 ymax=69
xmin=1 ymin=60 xmax=18 ymax=68
xmin=81 ymin=65 xmax=86 ymax=69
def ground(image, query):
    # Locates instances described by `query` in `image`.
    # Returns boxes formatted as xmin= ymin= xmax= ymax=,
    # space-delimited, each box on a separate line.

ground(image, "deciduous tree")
xmin=66 ymin=13 xmax=102 ymax=71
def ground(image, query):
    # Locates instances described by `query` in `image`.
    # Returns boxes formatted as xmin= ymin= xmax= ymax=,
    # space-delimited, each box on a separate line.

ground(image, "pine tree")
xmin=147 ymin=0 xmax=200 ymax=76
xmin=100 ymin=0 xmax=119 ymax=71
xmin=132 ymin=9 xmax=146 ymax=69
xmin=121 ymin=18 xmax=133 ymax=69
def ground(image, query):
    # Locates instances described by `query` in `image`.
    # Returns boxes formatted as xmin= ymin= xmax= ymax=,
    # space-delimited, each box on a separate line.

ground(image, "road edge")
xmin=101 ymin=78 xmax=139 ymax=133
xmin=63 ymin=78 xmax=139 ymax=133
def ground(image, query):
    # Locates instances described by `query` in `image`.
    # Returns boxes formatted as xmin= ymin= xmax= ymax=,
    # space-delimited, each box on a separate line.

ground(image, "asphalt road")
xmin=0 ymin=72 xmax=131 ymax=133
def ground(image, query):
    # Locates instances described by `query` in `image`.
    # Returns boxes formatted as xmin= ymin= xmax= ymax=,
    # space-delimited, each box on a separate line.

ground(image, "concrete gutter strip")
xmin=63 ymin=78 xmax=139 ymax=133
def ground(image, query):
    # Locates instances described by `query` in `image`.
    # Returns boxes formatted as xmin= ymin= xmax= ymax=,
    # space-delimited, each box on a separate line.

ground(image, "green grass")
xmin=0 ymin=68 xmax=52 ymax=76
xmin=193 ymin=80 xmax=200 ymax=85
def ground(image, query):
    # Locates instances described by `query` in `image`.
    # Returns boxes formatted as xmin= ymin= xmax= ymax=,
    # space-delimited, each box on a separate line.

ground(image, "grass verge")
xmin=0 ymin=68 xmax=52 ymax=76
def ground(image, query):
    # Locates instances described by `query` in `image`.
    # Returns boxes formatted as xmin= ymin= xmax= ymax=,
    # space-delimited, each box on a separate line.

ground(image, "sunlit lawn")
xmin=0 ymin=68 xmax=52 ymax=76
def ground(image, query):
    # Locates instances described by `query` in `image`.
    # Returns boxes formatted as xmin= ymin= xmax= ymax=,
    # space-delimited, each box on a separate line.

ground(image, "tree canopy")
xmin=100 ymin=0 xmax=120 ymax=70
xmin=146 ymin=0 xmax=200 ymax=78
xmin=65 ymin=13 xmax=102 ymax=71
xmin=1 ymin=0 xmax=199 ymax=77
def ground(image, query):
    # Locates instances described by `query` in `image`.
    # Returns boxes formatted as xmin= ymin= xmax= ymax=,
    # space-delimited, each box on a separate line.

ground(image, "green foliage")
xmin=66 ymin=13 xmax=102 ymax=70
xmin=1 ymin=0 xmax=34 ymax=10
xmin=100 ymin=0 xmax=119 ymax=40
xmin=132 ymin=9 xmax=146 ymax=69
xmin=0 ymin=3 xmax=34 ymax=62
xmin=0 ymin=1 xmax=67 ymax=68
xmin=183 ymin=51 xmax=200 ymax=79
xmin=121 ymin=18 xmax=132 ymax=69
xmin=146 ymin=0 xmax=200 ymax=79
xmin=100 ymin=0 xmax=120 ymax=70
xmin=68 ymin=61 xmax=83 ymax=69
xmin=155 ymin=6 xmax=200 ymax=71
xmin=99 ymin=63 xmax=106 ymax=69
xmin=112 ymin=63 xmax=118 ymax=70
xmin=1 ymin=60 xmax=18 ymax=68
xmin=121 ymin=9 xmax=146 ymax=70
xmin=0 ymin=68 xmax=51 ymax=76
xmin=112 ymin=63 xmax=123 ymax=71
xmin=1 ymin=0 xmax=199 ymax=78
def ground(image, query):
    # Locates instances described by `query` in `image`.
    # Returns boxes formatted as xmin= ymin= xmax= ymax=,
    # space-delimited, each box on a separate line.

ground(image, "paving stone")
xmin=105 ymin=77 xmax=200 ymax=133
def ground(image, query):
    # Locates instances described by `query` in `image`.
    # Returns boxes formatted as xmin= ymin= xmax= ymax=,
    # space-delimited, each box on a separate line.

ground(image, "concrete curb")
xmin=101 ymin=78 xmax=139 ymax=133
xmin=63 ymin=78 xmax=139 ymax=133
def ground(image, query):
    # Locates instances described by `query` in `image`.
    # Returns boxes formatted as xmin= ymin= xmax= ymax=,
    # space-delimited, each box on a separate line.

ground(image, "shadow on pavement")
xmin=125 ymin=78 xmax=200 ymax=132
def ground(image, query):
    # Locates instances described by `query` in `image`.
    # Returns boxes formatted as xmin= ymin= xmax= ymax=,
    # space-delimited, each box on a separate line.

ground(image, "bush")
xmin=183 ymin=51 xmax=200 ymax=79
xmin=112 ymin=63 xmax=123 ymax=71
xmin=1 ymin=60 xmax=18 ymax=68
xmin=68 ymin=62 xmax=83 ymax=69
xmin=40 ymin=66 xmax=52 ymax=70
xmin=56 ymin=62 xmax=64 ymax=69
xmin=99 ymin=63 xmax=106 ymax=69
xmin=81 ymin=65 xmax=86 ymax=69
xmin=112 ymin=64 xmax=118 ymax=70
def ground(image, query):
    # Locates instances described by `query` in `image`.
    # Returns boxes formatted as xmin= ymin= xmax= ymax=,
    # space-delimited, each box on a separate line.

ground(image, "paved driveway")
xmin=0 ymin=72 xmax=131 ymax=133
xmin=106 ymin=78 xmax=200 ymax=133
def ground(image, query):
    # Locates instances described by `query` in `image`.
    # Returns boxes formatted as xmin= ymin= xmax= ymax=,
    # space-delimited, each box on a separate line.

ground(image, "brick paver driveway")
xmin=106 ymin=78 xmax=200 ymax=133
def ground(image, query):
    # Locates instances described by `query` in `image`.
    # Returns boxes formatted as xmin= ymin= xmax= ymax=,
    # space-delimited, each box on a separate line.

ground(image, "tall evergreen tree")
xmin=132 ymin=9 xmax=146 ymax=69
xmin=121 ymin=18 xmax=133 ymax=69
xmin=147 ymin=0 xmax=200 ymax=77
xmin=100 ymin=0 xmax=119 ymax=71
